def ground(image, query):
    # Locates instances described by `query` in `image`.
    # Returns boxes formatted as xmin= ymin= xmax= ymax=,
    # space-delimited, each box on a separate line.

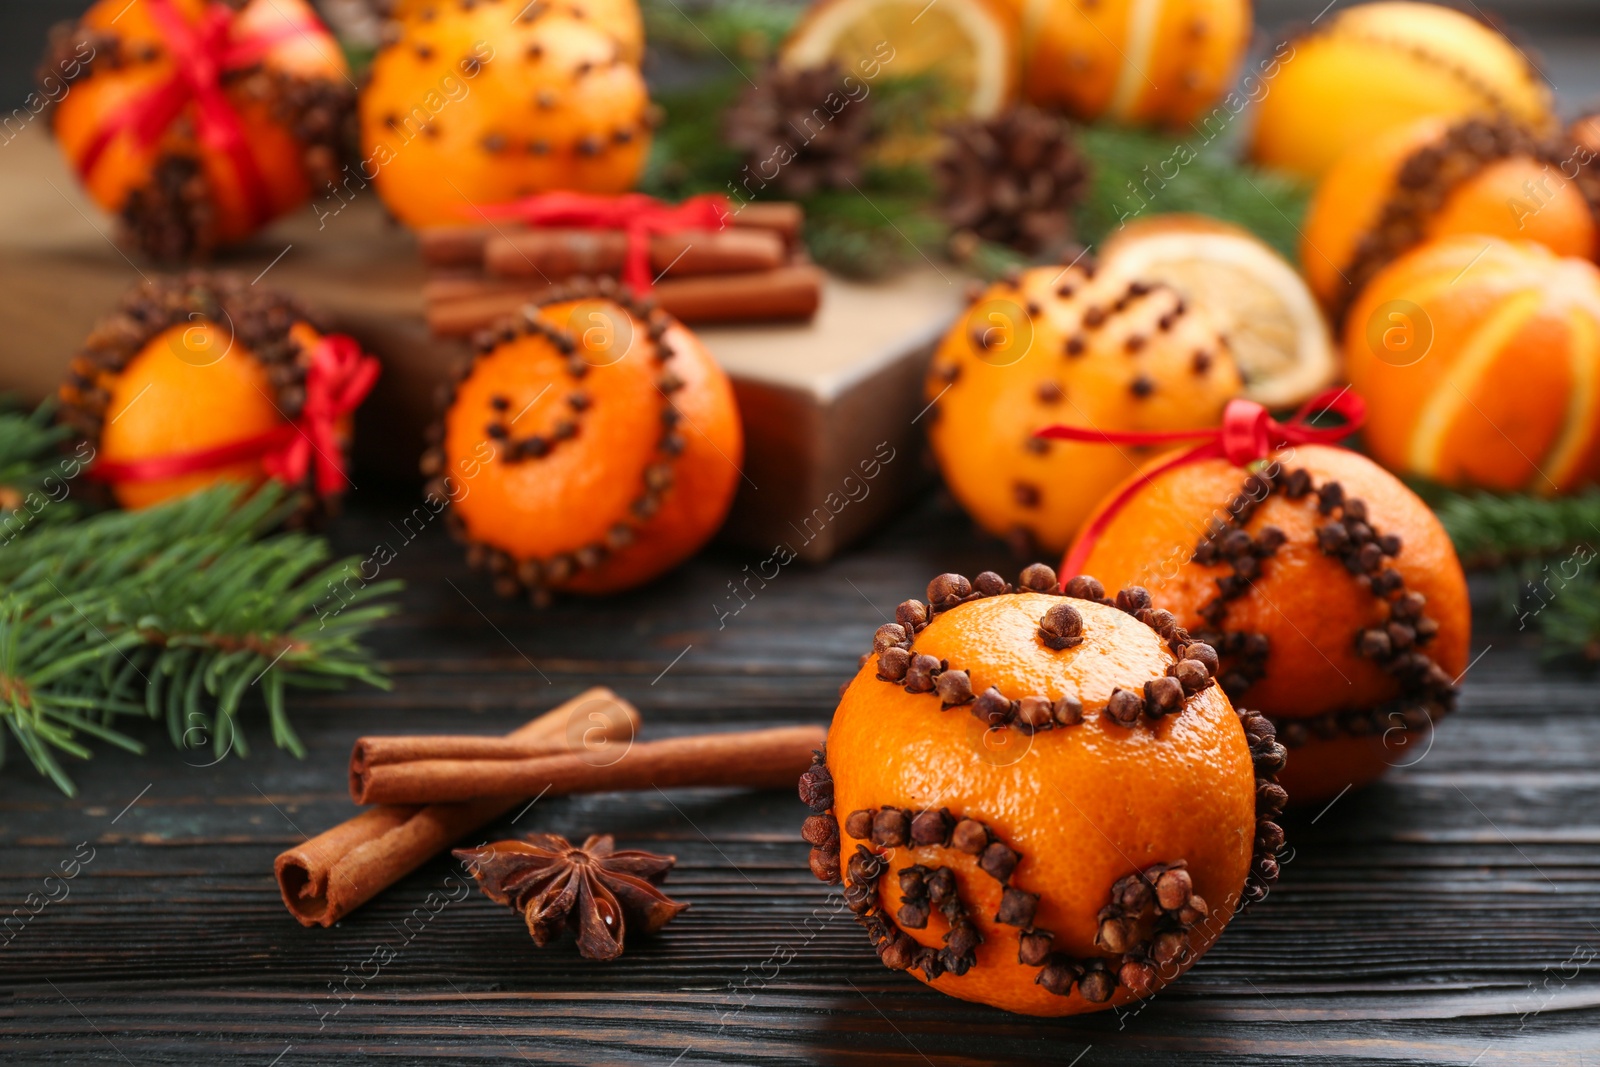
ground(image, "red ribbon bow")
xmin=77 ymin=0 xmax=316 ymax=230
xmin=1040 ymin=388 xmax=1367 ymax=578
xmin=474 ymin=191 xmax=732 ymax=291
xmin=91 ymin=333 xmax=380 ymax=496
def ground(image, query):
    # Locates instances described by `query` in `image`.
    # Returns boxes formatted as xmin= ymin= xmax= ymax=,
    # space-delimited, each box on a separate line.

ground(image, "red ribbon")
xmin=76 ymin=0 xmax=317 ymax=230
xmin=1042 ymin=388 xmax=1367 ymax=579
xmin=474 ymin=191 xmax=732 ymax=291
xmin=91 ymin=333 xmax=380 ymax=496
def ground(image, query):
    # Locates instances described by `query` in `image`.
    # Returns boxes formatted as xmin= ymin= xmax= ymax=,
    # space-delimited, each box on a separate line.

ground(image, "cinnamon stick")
xmin=416 ymin=201 xmax=804 ymax=268
xmin=415 ymin=225 xmax=492 ymax=269
xmin=645 ymin=265 xmax=822 ymax=323
xmin=274 ymin=687 xmax=639 ymax=927
xmin=485 ymin=227 xmax=786 ymax=280
xmin=729 ymin=201 xmax=804 ymax=244
xmin=425 ymin=264 xmax=823 ymax=336
xmin=352 ymin=724 xmax=826 ymax=806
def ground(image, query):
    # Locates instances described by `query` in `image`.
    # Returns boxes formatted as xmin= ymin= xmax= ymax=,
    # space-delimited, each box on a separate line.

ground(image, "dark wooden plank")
xmin=2 ymin=487 xmax=1599 ymax=1064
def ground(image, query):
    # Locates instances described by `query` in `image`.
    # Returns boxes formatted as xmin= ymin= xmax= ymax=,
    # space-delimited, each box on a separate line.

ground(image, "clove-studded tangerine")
xmin=386 ymin=0 xmax=645 ymax=63
xmin=425 ymin=280 xmax=743 ymax=602
xmin=43 ymin=0 xmax=352 ymax=261
xmin=358 ymin=0 xmax=653 ymax=228
xmin=1301 ymin=116 xmax=1600 ymax=324
xmin=58 ymin=272 xmax=377 ymax=513
xmin=803 ymin=564 xmax=1285 ymax=1016
xmin=1000 ymin=0 xmax=1250 ymax=128
xmin=925 ymin=260 xmax=1242 ymax=556
xmin=1071 ymin=444 xmax=1470 ymax=803
xmin=1248 ymin=1 xmax=1555 ymax=179
xmin=1345 ymin=236 xmax=1600 ymax=494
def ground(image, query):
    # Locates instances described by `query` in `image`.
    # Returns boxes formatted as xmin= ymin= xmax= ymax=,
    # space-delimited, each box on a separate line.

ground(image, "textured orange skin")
xmin=1345 ymin=237 xmax=1600 ymax=494
xmin=91 ymin=321 xmax=320 ymax=510
xmin=443 ymin=301 xmax=742 ymax=595
xmin=52 ymin=0 xmax=346 ymax=245
xmin=391 ymin=0 xmax=645 ymax=62
xmin=359 ymin=4 xmax=651 ymax=228
xmin=1250 ymin=2 xmax=1555 ymax=179
xmin=997 ymin=0 xmax=1248 ymax=126
xmin=926 ymin=264 xmax=1242 ymax=554
xmin=1302 ymin=117 xmax=1598 ymax=311
xmin=1072 ymin=444 xmax=1470 ymax=802
xmin=828 ymin=593 xmax=1256 ymax=1016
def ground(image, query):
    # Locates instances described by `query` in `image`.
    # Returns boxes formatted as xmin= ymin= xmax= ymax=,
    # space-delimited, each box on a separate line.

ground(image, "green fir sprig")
xmin=1074 ymin=124 xmax=1308 ymax=260
xmin=1434 ymin=488 xmax=1600 ymax=570
xmin=0 ymin=400 xmax=87 ymax=541
xmin=1433 ymin=488 xmax=1600 ymax=666
xmin=641 ymin=75 xmax=1309 ymax=278
xmin=0 ymin=482 xmax=399 ymax=795
xmin=641 ymin=0 xmax=803 ymax=66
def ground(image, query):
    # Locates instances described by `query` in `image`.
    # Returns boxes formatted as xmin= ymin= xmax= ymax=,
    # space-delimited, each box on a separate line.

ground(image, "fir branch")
xmin=0 ymin=483 xmax=399 ymax=794
xmin=1074 ymin=125 xmax=1310 ymax=260
xmin=1427 ymin=487 xmax=1600 ymax=667
xmin=1532 ymin=570 xmax=1600 ymax=666
xmin=0 ymin=399 xmax=87 ymax=544
xmin=640 ymin=76 xmax=748 ymax=201
xmin=642 ymin=65 xmax=1311 ymax=279
xmin=641 ymin=0 xmax=803 ymax=66
xmin=797 ymin=167 xmax=945 ymax=280
xmin=1434 ymin=488 xmax=1600 ymax=569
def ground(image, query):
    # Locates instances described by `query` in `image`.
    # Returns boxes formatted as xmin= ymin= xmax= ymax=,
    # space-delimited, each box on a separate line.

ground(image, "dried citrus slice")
xmin=1102 ymin=215 xmax=1335 ymax=410
xmin=780 ymin=0 xmax=1016 ymax=144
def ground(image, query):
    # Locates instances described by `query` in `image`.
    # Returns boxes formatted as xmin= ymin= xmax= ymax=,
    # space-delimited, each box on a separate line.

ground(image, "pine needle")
xmin=1431 ymin=487 xmax=1600 ymax=667
xmin=0 ymin=476 xmax=398 ymax=795
xmin=1434 ymin=488 xmax=1600 ymax=570
xmin=0 ymin=398 xmax=86 ymax=543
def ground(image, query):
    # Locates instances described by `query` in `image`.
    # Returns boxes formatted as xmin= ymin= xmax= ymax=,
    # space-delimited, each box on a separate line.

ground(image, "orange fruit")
xmin=429 ymin=282 xmax=743 ymax=601
xmin=1071 ymin=443 xmax=1470 ymax=803
xmin=1572 ymin=112 xmax=1600 ymax=161
xmin=388 ymin=0 xmax=645 ymax=63
xmin=359 ymin=1 xmax=652 ymax=228
xmin=1346 ymin=236 xmax=1600 ymax=494
xmin=925 ymin=261 xmax=1242 ymax=556
xmin=47 ymin=0 xmax=350 ymax=259
xmin=801 ymin=563 xmax=1284 ymax=1016
xmin=1102 ymin=215 xmax=1336 ymax=409
xmin=999 ymin=0 xmax=1250 ymax=127
xmin=1302 ymin=117 xmax=1600 ymax=323
xmin=1249 ymin=2 xmax=1554 ymax=180
xmin=59 ymin=273 xmax=361 ymax=510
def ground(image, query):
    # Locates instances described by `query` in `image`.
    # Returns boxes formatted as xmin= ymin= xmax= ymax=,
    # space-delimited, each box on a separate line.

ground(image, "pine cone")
xmin=938 ymin=106 xmax=1089 ymax=255
xmin=724 ymin=63 xmax=873 ymax=199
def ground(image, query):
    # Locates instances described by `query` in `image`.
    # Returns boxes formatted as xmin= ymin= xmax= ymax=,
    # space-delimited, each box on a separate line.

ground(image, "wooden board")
xmin=0 ymin=126 xmax=961 ymax=562
xmin=1 ymin=485 xmax=1596 ymax=1064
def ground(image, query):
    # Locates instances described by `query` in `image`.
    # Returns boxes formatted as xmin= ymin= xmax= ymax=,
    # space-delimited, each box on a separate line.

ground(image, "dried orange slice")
xmin=1102 ymin=215 xmax=1335 ymax=410
xmin=780 ymin=0 xmax=1016 ymax=158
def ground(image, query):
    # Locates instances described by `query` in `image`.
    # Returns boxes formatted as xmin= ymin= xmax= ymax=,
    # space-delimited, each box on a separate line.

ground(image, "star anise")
xmin=454 ymin=833 xmax=688 ymax=960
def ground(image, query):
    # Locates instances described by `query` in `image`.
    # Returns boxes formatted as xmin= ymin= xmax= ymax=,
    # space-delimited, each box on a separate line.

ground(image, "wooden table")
xmin=1 ymin=486 xmax=1596 ymax=1065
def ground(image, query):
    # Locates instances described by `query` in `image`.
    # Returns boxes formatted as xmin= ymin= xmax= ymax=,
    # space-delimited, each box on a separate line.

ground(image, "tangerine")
xmin=359 ymin=0 xmax=652 ymax=228
xmin=1072 ymin=443 xmax=1470 ymax=802
xmin=60 ymin=273 xmax=368 ymax=512
xmin=46 ymin=0 xmax=350 ymax=259
xmin=925 ymin=261 xmax=1242 ymax=556
xmin=1249 ymin=2 xmax=1554 ymax=179
xmin=428 ymin=282 xmax=743 ymax=601
xmin=802 ymin=564 xmax=1285 ymax=1016
xmin=1001 ymin=0 xmax=1250 ymax=127
xmin=1346 ymin=236 xmax=1600 ymax=494
xmin=1302 ymin=116 xmax=1600 ymax=323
